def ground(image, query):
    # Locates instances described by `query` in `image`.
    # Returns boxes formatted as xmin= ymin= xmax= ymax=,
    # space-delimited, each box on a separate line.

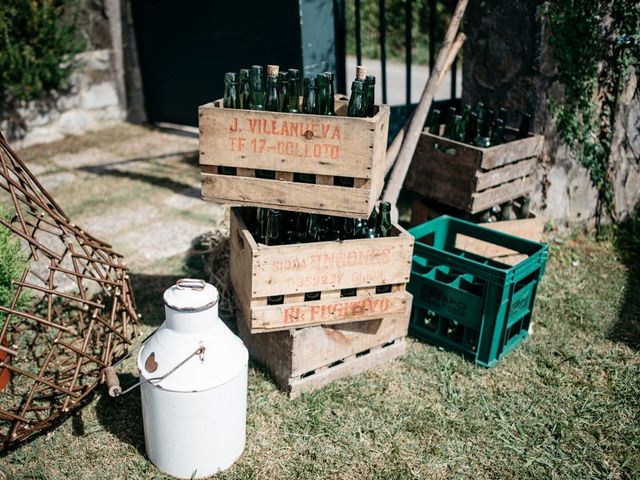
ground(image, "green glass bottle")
xmin=500 ymin=201 xmax=516 ymax=221
xmin=378 ymin=202 xmax=392 ymax=238
xmin=498 ymin=106 xmax=508 ymax=124
xmin=475 ymin=115 xmax=491 ymax=148
xmin=445 ymin=106 xmax=457 ymax=126
xmin=265 ymin=209 xmax=282 ymax=246
xmin=515 ymin=196 xmax=530 ymax=219
xmin=444 ymin=113 xmax=462 ymax=140
xmin=490 ymin=118 xmax=506 ymax=145
xmin=460 ymin=104 xmax=471 ymax=130
xmin=223 ymin=72 xmax=238 ymax=109
xmin=265 ymin=65 xmax=280 ymax=112
xmin=302 ymin=77 xmax=317 ymax=114
xmin=238 ymin=68 xmax=251 ymax=110
xmin=220 ymin=72 xmax=239 ymax=175
xmin=427 ymin=108 xmax=441 ymax=135
xmin=256 ymin=207 xmax=268 ymax=244
xmin=288 ymin=69 xmax=300 ymax=113
xmin=474 ymin=101 xmax=485 ymax=124
xmin=518 ymin=113 xmax=532 ymax=139
xmin=250 ymin=65 xmax=265 ymax=111
xmin=295 ymin=212 xmax=308 ymax=243
xmin=295 ymin=77 xmax=318 ymax=184
xmin=265 ymin=209 xmax=284 ymax=305
xmin=464 ymin=111 xmax=479 ymax=145
xmin=278 ymin=71 xmax=290 ymax=113
xmin=255 ymin=65 xmax=277 ymax=179
xmin=364 ymin=75 xmax=376 ymax=117
xmin=476 ymin=210 xmax=491 ymax=223
xmin=347 ymin=80 xmax=366 ymax=117
xmin=367 ymin=205 xmax=379 ymax=232
xmin=324 ymin=72 xmax=336 ymax=116
xmin=315 ymin=73 xmax=328 ymax=115
xmin=355 ymin=218 xmax=368 ymax=238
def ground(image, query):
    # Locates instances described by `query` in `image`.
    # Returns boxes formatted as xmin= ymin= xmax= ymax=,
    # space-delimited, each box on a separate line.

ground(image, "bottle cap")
xmin=288 ymin=68 xmax=300 ymax=77
xmin=267 ymin=65 xmax=280 ymax=76
xmin=224 ymin=72 xmax=237 ymax=82
xmin=356 ymin=65 xmax=367 ymax=80
xmin=365 ymin=75 xmax=375 ymax=84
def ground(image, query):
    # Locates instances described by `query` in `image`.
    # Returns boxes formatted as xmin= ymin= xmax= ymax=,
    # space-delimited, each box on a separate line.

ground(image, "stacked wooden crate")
xmin=200 ymin=98 xmax=414 ymax=398
xmin=404 ymin=125 xmax=545 ymax=263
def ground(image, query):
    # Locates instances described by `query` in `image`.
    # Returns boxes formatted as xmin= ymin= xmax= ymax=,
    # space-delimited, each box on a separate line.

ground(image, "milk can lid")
xmin=163 ymin=278 xmax=218 ymax=312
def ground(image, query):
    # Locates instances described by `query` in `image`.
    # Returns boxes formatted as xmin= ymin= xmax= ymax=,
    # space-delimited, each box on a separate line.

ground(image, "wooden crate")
xmin=237 ymin=302 xmax=410 ymax=398
xmin=199 ymin=100 xmax=390 ymax=218
xmin=409 ymin=196 xmax=545 ymax=265
xmin=230 ymin=207 xmax=414 ymax=333
xmin=404 ymin=127 xmax=543 ymax=214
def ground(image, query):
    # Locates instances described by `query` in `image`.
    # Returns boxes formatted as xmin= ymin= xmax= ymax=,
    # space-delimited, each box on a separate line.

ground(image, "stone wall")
xmin=462 ymin=0 xmax=640 ymax=226
xmin=0 ymin=0 xmax=143 ymax=148
xmin=1 ymin=49 xmax=124 ymax=148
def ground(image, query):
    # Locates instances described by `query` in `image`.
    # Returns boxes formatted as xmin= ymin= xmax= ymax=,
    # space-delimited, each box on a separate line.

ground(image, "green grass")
xmin=0 ymin=230 xmax=637 ymax=479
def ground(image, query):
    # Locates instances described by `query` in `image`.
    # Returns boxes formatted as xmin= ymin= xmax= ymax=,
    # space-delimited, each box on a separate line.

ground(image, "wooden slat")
xmin=405 ymin=129 xmax=543 ymax=214
xmin=288 ymin=306 xmax=410 ymax=376
xmin=237 ymin=304 xmax=410 ymax=383
xmin=249 ymin=290 xmax=412 ymax=332
xmin=480 ymin=130 xmax=544 ymax=169
xmin=287 ymin=338 xmax=406 ymax=399
xmin=250 ymin=227 xmax=414 ymax=298
xmin=475 ymin=157 xmax=537 ymax=191
xmin=455 ymin=216 xmax=545 ymax=259
xmin=202 ymin=174 xmax=373 ymax=218
xmin=199 ymin=102 xmax=389 ymax=179
xmin=470 ymin=175 xmax=534 ymax=213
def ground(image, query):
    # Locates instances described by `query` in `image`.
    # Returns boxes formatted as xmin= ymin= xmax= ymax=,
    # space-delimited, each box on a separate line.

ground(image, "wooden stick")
xmin=382 ymin=0 xmax=468 ymax=216
xmin=384 ymin=32 xmax=467 ymax=176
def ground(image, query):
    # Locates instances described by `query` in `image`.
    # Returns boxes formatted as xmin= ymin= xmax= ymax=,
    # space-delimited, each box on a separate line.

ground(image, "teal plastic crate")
xmin=408 ymin=215 xmax=548 ymax=367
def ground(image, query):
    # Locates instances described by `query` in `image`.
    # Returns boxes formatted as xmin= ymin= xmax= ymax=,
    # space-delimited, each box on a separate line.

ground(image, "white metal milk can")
xmin=135 ymin=278 xmax=248 ymax=479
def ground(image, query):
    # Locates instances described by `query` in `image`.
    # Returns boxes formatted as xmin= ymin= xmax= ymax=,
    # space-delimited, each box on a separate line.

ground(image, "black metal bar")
xmin=450 ymin=56 xmax=457 ymax=100
xmin=428 ymin=0 xmax=436 ymax=72
xmin=405 ymin=0 xmax=412 ymax=105
xmin=355 ymin=0 xmax=362 ymax=67
xmin=334 ymin=0 xmax=347 ymax=94
xmin=450 ymin=0 xmax=458 ymax=100
xmin=379 ymin=0 xmax=387 ymax=104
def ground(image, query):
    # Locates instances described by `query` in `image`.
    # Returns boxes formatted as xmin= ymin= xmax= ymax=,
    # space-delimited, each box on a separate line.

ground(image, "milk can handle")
xmin=176 ymin=278 xmax=206 ymax=291
xmin=103 ymin=346 xmax=205 ymax=398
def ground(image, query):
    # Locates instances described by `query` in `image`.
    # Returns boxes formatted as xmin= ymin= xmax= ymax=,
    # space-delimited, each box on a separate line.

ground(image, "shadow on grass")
xmin=128 ymin=273 xmax=184 ymax=327
xmin=609 ymin=205 xmax=640 ymax=351
xmin=94 ymin=374 xmax=146 ymax=456
xmin=79 ymin=151 xmax=199 ymax=197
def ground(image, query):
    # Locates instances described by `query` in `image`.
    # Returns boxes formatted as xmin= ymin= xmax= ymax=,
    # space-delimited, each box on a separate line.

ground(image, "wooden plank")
xmin=480 ymin=131 xmax=544 ymax=169
xmin=249 ymin=290 xmax=412 ymax=332
xmin=470 ymin=175 xmax=534 ymax=213
xmin=202 ymin=173 xmax=373 ymax=218
xmin=199 ymin=102 xmax=390 ymax=179
xmin=455 ymin=216 xmax=544 ymax=259
xmin=475 ymin=157 xmax=537 ymax=191
xmin=250 ymin=226 xmax=414 ymax=297
xmin=236 ymin=305 xmax=410 ymax=386
xmin=287 ymin=338 xmax=406 ymax=399
xmin=289 ymin=304 xmax=411 ymax=376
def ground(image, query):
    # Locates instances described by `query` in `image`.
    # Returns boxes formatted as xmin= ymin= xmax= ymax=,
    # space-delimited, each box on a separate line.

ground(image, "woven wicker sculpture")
xmin=0 ymin=132 xmax=138 ymax=450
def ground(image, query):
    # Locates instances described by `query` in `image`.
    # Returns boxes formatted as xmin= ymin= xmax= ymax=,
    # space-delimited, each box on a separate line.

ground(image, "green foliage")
xmin=346 ymin=0 xmax=452 ymax=65
xmin=0 ymin=0 xmax=85 ymax=103
xmin=544 ymin=0 xmax=639 ymax=229
xmin=0 ymin=207 xmax=30 ymax=332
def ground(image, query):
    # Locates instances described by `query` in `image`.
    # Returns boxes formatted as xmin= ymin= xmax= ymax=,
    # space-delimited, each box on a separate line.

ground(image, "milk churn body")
xmin=137 ymin=280 xmax=248 ymax=479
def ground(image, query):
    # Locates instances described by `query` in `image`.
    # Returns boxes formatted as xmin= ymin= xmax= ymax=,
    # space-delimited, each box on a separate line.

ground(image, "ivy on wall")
xmin=0 ymin=0 xmax=84 ymax=103
xmin=544 ymin=0 xmax=639 ymax=230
